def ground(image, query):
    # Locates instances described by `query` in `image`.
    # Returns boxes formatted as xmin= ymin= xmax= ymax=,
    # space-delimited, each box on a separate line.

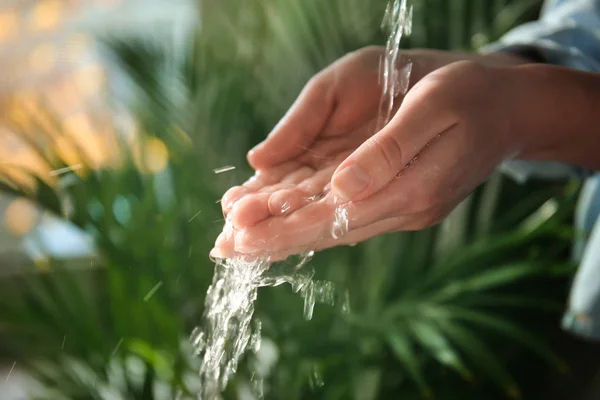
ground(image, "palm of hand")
xmin=212 ymin=49 xmax=516 ymax=260
xmin=214 ymin=49 xmax=387 ymax=258
xmin=215 ymin=109 xmax=383 ymax=259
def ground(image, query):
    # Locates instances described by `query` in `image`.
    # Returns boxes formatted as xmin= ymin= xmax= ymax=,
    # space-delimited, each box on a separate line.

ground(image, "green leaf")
xmin=436 ymin=320 xmax=521 ymax=399
xmin=439 ymin=306 xmax=566 ymax=371
xmin=430 ymin=262 xmax=557 ymax=302
xmin=34 ymin=176 xmax=63 ymax=217
xmin=407 ymin=319 xmax=473 ymax=380
xmin=386 ymin=330 xmax=432 ymax=398
xmin=453 ymin=294 xmax=564 ymax=312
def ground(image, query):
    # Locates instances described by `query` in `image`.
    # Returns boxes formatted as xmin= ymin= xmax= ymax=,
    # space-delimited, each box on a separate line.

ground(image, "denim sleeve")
xmin=563 ymin=175 xmax=600 ymax=340
xmin=484 ymin=0 xmax=600 ymax=71
xmin=483 ymin=0 xmax=600 ymax=341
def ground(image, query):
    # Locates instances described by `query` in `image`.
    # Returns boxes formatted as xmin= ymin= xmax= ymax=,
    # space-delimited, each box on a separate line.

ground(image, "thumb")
xmin=331 ymin=86 xmax=457 ymax=201
xmin=330 ymin=128 xmax=405 ymax=202
xmin=247 ymin=76 xmax=334 ymax=170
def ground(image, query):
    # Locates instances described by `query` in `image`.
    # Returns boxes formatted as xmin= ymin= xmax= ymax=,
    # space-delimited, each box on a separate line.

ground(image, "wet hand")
xmin=212 ymin=49 xmax=526 ymax=259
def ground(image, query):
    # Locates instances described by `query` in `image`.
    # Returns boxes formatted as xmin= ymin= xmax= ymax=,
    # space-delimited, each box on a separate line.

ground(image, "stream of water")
xmin=192 ymin=238 xmax=345 ymax=400
xmin=192 ymin=1 xmax=413 ymax=398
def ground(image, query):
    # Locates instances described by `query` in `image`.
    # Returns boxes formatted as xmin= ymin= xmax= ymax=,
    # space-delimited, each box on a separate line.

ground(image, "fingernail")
xmin=333 ymin=164 xmax=370 ymax=200
xmin=249 ymin=142 xmax=264 ymax=155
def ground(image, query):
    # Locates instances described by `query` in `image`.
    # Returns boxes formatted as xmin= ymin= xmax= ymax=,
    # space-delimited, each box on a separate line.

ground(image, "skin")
xmin=211 ymin=46 xmax=600 ymax=260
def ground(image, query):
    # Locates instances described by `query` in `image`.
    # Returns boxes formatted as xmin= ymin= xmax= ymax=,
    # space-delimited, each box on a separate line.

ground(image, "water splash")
xmin=330 ymin=201 xmax=349 ymax=240
xmin=193 ymin=254 xmax=342 ymax=399
xmin=193 ymin=256 xmax=269 ymax=399
xmin=297 ymin=250 xmax=315 ymax=269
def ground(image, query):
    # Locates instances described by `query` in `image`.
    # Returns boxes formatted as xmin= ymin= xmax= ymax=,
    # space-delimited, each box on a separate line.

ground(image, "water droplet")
xmin=190 ymin=327 xmax=206 ymax=353
xmin=296 ymin=250 xmax=315 ymax=269
xmin=303 ymin=282 xmax=316 ymax=320
xmin=280 ymin=201 xmax=291 ymax=215
xmin=304 ymin=191 xmax=326 ymax=203
xmin=309 ymin=364 xmax=325 ymax=388
xmin=330 ymin=204 xmax=349 ymax=240
xmin=314 ymin=281 xmax=336 ymax=306
xmin=252 ymin=376 xmax=265 ymax=399
xmin=213 ymin=165 xmax=236 ymax=174
xmin=250 ymin=320 xmax=262 ymax=353
xmin=397 ymin=61 xmax=413 ymax=96
xmin=340 ymin=290 xmax=351 ymax=314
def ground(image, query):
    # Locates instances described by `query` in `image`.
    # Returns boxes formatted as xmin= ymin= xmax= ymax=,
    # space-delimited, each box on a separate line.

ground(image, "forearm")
xmin=509 ymin=64 xmax=600 ymax=171
xmin=404 ymin=49 xmax=530 ymax=84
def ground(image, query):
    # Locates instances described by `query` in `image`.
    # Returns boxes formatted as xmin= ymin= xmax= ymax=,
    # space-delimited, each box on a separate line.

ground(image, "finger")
xmin=221 ymin=186 xmax=250 ymax=215
xmin=268 ymin=166 xmax=334 ymax=216
xmin=234 ymin=198 xmax=335 ymax=253
xmin=248 ymin=48 xmax=384 ymax=170
xmin=296 ymin=130 xmax=367 ymax=170
xmin=280 ymin=166 xmax=316 ymax=184
xmin=228 ymin=181 xmax=304 ymax=227
xmin=211 ymin=232 xmax=235 ymax=259
xmin=298 ymin=164 xmax=336 ymax=193
xmin=254 ymin=161 xmax=304 ymax=185
xmin=221 ymin=162 xmax=302 ymax=215
xmin=331 ymin=77 xmax=459 ymax=202
xmin=226 ymin=164 xmax=330 ymax=224
xmin=268 ymin=188 xmax=309 ymax=216
xmin=247 ymin=74 xmax=334 ymax=169
xmin=347 ymin=123 xmax=479 ymax=228
xmin=228 ymin=192 xmax=274 ymax=228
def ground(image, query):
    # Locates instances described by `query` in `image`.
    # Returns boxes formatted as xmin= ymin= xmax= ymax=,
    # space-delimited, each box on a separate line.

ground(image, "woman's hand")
xmin=211 ymin=47 xmax=529 ymax=259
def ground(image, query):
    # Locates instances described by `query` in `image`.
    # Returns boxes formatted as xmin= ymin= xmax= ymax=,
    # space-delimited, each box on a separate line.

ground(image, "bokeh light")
xmin=31 ymin=0 xmax=63 ymax=31
xmin=3 ymin=198 xmax=39 ymax=237
xmin=29 ymin=43 xmax=56 ymax=73
xmin=136 ymin=137 xmax=170 ymax=174
xmin=0 ymin=9 xmax=18 ymax=43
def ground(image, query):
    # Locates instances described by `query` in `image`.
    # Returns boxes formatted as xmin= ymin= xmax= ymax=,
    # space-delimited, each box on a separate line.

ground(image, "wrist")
xmin=403 ymin=49 xmax=534 ymax=87
xmin=481 ymin=51 xmax=534 ymax=67
xmin=507 ymin=63 xmax=600 ymax=170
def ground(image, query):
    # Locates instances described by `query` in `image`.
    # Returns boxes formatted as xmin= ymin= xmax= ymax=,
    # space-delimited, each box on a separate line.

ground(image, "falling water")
xmin=192 ymin=246 xmax=346 ymax=399
xmin=193 ymin=1 xmax=412 ymax=398
xmin=378 ymin=0 xmax=413 ymax=131
xmin=332 ymin=0 xmax=413 ymax=239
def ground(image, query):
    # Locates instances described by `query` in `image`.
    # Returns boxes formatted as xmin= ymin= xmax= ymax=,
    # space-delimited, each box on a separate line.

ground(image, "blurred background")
xmin=1 ymin=0 xmax=600 ymax=399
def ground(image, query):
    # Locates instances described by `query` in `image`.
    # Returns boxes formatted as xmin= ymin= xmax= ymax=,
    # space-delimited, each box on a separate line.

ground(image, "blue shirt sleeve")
xmin=483 ymin=0 xmax=600 ymax=341
xmin=485 ymin=0 xmax=600 ymax=72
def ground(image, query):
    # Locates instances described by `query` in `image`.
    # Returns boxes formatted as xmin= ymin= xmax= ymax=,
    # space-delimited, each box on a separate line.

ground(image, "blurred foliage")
xmin=2 ymin=0 xmax=595 ymax=399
